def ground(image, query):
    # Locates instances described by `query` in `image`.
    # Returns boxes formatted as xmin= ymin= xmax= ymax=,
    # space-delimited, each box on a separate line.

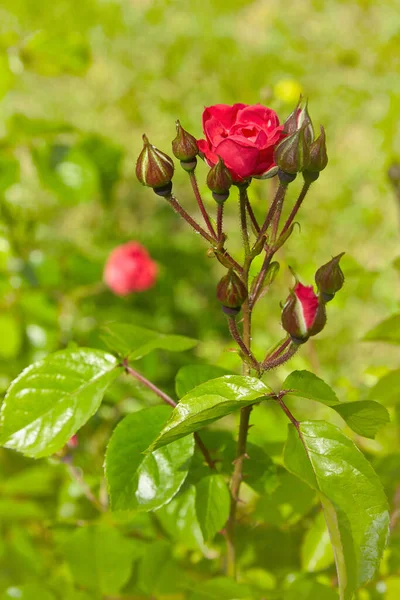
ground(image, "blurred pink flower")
xmin=104 ymin=242 xmax=158 ymax=295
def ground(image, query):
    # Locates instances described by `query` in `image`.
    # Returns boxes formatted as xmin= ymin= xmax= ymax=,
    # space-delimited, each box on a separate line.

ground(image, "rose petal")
xmin=236 ymin=105 xmax=280 ymax=130
xmin=294 ymin=282 xmax=319 ymax=329
xmin=214 ymin=137 xmax=260 ymax=180
xmin=203 ymin=103 xmax=247 ymax=133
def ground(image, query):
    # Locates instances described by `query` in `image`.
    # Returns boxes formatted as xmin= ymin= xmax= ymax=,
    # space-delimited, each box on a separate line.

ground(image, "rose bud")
xmin=207 ymin=157 xmax=233 ymax=203
xmin=216 ymin=269 xmax=248 ymax=315
xmin=172 ymin=120 xmax=198 ymax=172
xmin=136 ymin=134 xmax=174 ymax=196
xmin=303 ymin=126 xmax=328 ymax=183
xmin=197 ymin=103 xmax=285 ymax=182
xmin=274 ymin=125 xmax=310 ymax=178
xmin=281 ymin=279 xmax=326 ymax=344
xmin=104 ymin=241 xmax=157 ymax=296
xmin=315 ymin=252 xmax=345 ymax=302
xmin=283 ymin=97 xmax=314 ymax=144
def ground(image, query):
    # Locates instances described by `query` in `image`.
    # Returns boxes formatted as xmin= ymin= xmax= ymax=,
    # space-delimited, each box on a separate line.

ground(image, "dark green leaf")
xmin=62 ymin=524 xmax=135 ymax=594
xmin=105 ymin=405 xmax=194 ymax=512
xmin=243 ymin=442 xmax=279 ymax=495
xmin=101 ymin=322 xmax=197 ymax=359
xmin=0 ymin=348 xmax=121 ymax=457
xmin=284 ymin=420 xmax=389 ymax=600
xmin=364 ymin=314 xmax=400 ymax=344
xmin=175 ymin=364 xmax=232 ymax=399
xmin=282 ymin=370 xmax=389 ymax=438
xmin=301 ymin=511 xmax=334 ymax=572
xmin=148 ymin=375 xmax=271 ymax=451
xmin=195 ymin=475 xmax=230 ymax=541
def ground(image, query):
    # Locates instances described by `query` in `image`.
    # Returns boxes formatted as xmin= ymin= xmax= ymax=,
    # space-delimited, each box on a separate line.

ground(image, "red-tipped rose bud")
xmin=172 ymin=120 xmax=198 ymax=172
xmin=274 ymin=125 xmax=310 ymax=176
xmin=217 ymin=269 xmax=247 ymax=315
xmin=283 ymin=97 xmax=314 ymax=145
xmin=207 ymin=156 xmax=233 ymax=203
xmin=315 ymin=252 xmax=345 ymax=302
xmin=281 ymin=279 xmax=326 ymax=344
xmin=136 ymin=134 xmax=174 ymax=194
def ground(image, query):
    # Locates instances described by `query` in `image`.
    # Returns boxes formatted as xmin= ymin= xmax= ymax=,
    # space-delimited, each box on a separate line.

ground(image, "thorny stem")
xmin=256 ymin=182 xmax=288 ymax=246
xmin=189 ymin=171 xmax=217 ymax=239
xmin=217 ymin=203 xmax=224 ymax=242
xmin=123 ymin=361 xmax=215 ymax=470
xmin=239 ymin=186 xmax=250 ymax=255
xmin=244 ymin=188 xmax=260 ymax=234
xmin=167 ymin=194 xmax=215 ymax=244
xmin=280 ymin=181 xmax=311 ymax=238
xmin=262 ymin=336 xmax=291 ymax=364
xmin=227 ymin=316 xmax=260 ymax=372
xmin=276 ymin=394 xmax=300 ymax=430
xmin=262 ymin=342 xmax=299 ymax=370
xmin=249 ymin=249 xmax=274 ymax=308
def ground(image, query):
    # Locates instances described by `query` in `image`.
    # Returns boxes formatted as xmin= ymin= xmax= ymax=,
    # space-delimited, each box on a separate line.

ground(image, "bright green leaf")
xmin=188 ymin=577 xmax=253 ymax=600
xmin=105 ymin=405 xmax=194 ymax=512
xmin=301 ymin=511 xmax=335 ymax=572
xmin=284 ymin=579 xmax=339 ymax=600
xmin=282 ymin=370 xmax=389 ymax=438
xmin=62 ymin=524 xmax=135 ymax=595
xmin=101 ymin=322 xmax=197 ymax=359
xmin=156 ymin=486 xmax=204 ymax=550
xmin=243 ymin=442 xmax=279 ymax=495
xmin=284 ymin=420 xmax=389 ymax=600
xmin=1 ymin=585 xmax=55 ymax=600
xmin=364 ymin=314 xmax=400 ymax=344
xmin=1 ymin=465 xmax=60 ymax=497
xmin=0 ymin=315 xmax=22 ymax=359
xmin=175 ymin=364 xmax=232 ymax=398
xmin=138 ymin=540 xmax=183 ymax=595
xmin=195 ymin=475 xmax=230 ymax=541
xmin=20 ymin=30 xmax=90 ymax=76
xmin=0 ymin=348 xmax=121 ymax=457
xmin=367 ymin=369 xmax=400 ymax=405
xmin=148 ymin=375 xmax=271 ymax=451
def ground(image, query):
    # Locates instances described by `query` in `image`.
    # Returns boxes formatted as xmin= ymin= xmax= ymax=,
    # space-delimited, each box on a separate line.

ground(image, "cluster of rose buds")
xmin=134 ymin=99 xmax=344 ymax=371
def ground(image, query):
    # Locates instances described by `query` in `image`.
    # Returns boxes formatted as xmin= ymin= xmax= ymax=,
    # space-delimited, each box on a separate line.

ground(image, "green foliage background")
xmin=0 ymin=0 xmax=400 ymax=598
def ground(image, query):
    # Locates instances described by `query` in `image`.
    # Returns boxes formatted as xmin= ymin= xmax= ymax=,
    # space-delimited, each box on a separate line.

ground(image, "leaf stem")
xmin=189 ymin=171 xmax=217 ymax=239
xmin=275 ymin=394 xmax=300 ymax=431
xmin=122 ymin=361 xmax=215 ymax=470
xmin=217 ymin=203 xmax=224 ymax=241
xmin=262 ymin=342 xmax=298 ymax=370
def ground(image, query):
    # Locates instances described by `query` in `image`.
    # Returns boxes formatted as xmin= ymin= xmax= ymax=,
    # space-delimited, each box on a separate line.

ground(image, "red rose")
xmin=197 ymin=103 xmax=285 ymax=182
xmin=104 ymin=242 xmax=157 ymax=296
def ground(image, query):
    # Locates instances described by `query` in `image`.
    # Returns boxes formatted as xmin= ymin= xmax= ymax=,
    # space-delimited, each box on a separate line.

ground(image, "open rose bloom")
xmin=197 ymin=103 xmax=285 ymax=182
xmin=104 ymin=242 xmax=157 ymax=296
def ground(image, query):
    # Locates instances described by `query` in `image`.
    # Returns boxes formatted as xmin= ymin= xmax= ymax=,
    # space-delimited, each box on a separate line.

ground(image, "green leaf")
xmin=0 ymin=348 xmax=121 ymax=457
xmin=364 ymin=313 xmax=400 ymax=344
xmin=284 ymin=579 xmax=339 ymax=600
xmin=101 ymin=322 xmax=197 ymax=359
xmin=195 ymin=475 xmax=230 ymax=541
xmin=188 ymin=577 xmax=253 ymax=600
xmin=148 ymin=375 xmax=271 ymax=451
xmin=367 ymin=369 xmax=400 ymax=405
xmin=1 ymin=465 xmax=60 ymax=497
xmin=301 ymin=511 xmax=335 ymax=572
xmin=62 ymin=524 xmax=135 ymax=595
xmin=156 ymin=486 xmax=204 ymax=550
xmin=282 ymin=370 xmax=390 ymax=438
xmin=105 ymin=405 xmax=194 ymax=512
xmin=138 ymin=540 xmax=183 ymax=595
xmin=0 ymin=315 xmax=22 ymax=359
xmin=243 ymin=442 xmax=279 ymax=495
xmin=284 ymin=420 xmax=390 ymax=600
xmin=175 ymin=364 xmax=232 ymax=398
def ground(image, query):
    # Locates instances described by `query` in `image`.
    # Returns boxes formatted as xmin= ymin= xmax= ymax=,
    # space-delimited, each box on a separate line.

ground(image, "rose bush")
xmin=103 ymin=241 xmax=157 ymax=295
xmin=197 ymin=103 xmax=285 ymax=181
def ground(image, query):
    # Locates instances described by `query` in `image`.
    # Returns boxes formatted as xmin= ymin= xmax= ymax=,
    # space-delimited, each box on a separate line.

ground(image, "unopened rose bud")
xmin=303 ymin=126 xmax=328 ymax=183
xmin=136 ymin=134 xmax=174 ymax=192
xmin=217 ymin=269 xmax=247 ymax=315
xmin=315 ymin=252 xmax=345 ymax=302
xmin=281 ymin=279 xmax=326 ymax=344
xmin=172 ymin=120 xmax=198 ymax=172
xmin=207 ymin=157 xmax=233 ymax=203
xmin=274 ymin=125 xmax=310 ymax=176
xmin=283 ymin=97 xmax=314 ymax=145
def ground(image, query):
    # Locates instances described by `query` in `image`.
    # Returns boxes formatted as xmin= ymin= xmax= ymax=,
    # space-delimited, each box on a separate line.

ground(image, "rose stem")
xmin=262 ymin=342 xmax=298 ymax=370
xmin=226 ymin=195 xmax=254 ymax=578
xmin=227 ymin=316 xmax=260 ymax=372
xmin=123 ymin=361 xmax=215 ymax=469
xmin=256 ymin=182 xmax=288 ymax=246
xmin=217 ymin=203 xmax=224 ymax=242
xmin=188 ymin=171 xmax=217 ymax=239
xmin=280 ymin=181 xmax=311 ymax=237
xmin=244 ymin=188 xmax=260 ymax=234
xmin=166 ymin=194 xmax=215 ymax=243
xmin=262 ymin=336 xmax=291 ymax=364
xmin=239 ymin=186 xmax=250 ymax=255
xmin=249 ymin=248 xmax=274 ymax=308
